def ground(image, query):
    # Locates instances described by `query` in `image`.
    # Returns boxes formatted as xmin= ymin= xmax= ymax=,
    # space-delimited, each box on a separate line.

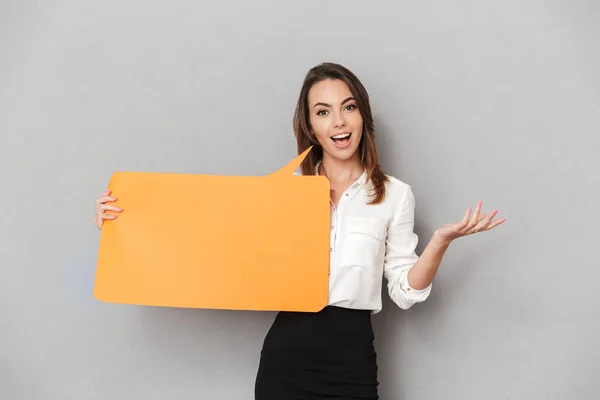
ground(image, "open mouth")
xmin=331 ymin=132 xmax=352 ymax=146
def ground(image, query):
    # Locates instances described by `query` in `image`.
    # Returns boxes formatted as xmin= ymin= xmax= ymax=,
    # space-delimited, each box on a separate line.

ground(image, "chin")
xmin=325 ymin=142 xmax=360 ymax=161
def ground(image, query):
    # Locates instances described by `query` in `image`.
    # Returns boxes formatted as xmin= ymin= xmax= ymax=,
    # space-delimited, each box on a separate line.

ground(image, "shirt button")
xmin=345 ymin=193 xmax=349 ymax=196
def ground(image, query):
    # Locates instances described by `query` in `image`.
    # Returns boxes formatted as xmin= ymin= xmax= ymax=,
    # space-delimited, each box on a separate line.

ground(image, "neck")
xmin=320 ymin=152 xmax=363 ymax=183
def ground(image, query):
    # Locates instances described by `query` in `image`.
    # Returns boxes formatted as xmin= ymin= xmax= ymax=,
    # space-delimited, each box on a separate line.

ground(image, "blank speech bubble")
xmin=94 ymin=147 xmax=331 ymax=312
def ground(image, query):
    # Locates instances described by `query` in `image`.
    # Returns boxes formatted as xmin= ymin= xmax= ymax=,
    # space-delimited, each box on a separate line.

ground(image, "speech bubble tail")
xmin=272 ymin=146 xmax=314 ymax=176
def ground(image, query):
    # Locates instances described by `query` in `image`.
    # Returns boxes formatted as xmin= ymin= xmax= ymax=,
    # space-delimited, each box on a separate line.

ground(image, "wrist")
xmin=431 ymin=232 xmax=452 ymax=247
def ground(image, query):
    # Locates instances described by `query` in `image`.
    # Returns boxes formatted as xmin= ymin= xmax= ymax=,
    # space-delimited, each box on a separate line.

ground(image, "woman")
xmin=94 ymin=62 xmax=505 ymax=399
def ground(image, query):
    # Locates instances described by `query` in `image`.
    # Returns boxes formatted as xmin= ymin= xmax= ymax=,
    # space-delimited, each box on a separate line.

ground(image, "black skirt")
xmin=254 ymin=306 xmax=379 ymax=400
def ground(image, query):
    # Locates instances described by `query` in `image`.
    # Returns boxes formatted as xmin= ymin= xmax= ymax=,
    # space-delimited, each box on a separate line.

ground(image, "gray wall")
xmin=2 ymin=1 xmax=599 ymax=399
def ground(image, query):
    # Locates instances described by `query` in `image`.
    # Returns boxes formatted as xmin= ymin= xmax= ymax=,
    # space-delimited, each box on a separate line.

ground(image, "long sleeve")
xmin=383 ymin=185 xmax=432 ymax=310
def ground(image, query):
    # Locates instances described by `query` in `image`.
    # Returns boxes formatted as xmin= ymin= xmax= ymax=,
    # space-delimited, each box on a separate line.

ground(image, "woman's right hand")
xmin=95 ymin=189 xmax=123 ymax=229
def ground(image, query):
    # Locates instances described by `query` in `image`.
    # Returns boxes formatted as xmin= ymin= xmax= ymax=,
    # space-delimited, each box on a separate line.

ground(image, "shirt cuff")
xmin=400 ymin=272 xmax=432 ymax=297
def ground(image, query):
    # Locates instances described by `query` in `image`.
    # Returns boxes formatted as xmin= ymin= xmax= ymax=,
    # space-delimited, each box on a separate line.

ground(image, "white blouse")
xmin=294 ymin=164 xmax=432 ymax=314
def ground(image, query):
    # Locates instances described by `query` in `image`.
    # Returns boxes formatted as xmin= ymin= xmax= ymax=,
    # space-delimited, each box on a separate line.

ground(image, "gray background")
xmin=1 ymin=0 xmax=599 ymax=399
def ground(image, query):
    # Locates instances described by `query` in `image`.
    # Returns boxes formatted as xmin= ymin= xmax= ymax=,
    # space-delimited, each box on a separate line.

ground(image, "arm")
xmin=402 ymin=198 xmax=506 ymax=290
xmin=384 ymin=188 xmax=506 ymax=309
xmin=407 ymin=235 xmax=450 ymax=290
xmin=383 ymin=186 xmax=433 ymax=310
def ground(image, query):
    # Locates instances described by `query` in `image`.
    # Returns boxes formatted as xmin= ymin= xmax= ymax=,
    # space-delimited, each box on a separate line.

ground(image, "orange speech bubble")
xmin=93 ymin=147 xmax=331 ymax=312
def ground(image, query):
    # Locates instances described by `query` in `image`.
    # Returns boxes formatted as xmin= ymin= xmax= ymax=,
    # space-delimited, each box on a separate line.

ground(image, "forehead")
xmin=308 ymin=79 xmax=353 ymax=105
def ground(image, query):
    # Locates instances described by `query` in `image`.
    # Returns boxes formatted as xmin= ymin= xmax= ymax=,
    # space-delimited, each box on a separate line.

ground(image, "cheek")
xmin=309 ymin=117 xmax=329 ymax=142
xmin=349 ymin=113 xmax=364 ymax=129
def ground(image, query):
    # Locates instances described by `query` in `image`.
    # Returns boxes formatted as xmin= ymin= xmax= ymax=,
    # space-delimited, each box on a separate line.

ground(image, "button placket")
xmin=329 ymin=203 xmax=338 ymax=275
xmin=328 ymin=181 xmax=360 ymax=271
xmin=330 ymin=203 xmax=337 ymax=252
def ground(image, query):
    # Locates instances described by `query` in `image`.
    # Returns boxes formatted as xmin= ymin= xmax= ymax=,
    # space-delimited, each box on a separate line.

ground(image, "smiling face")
xmin=307 ymin=78 xmax=363 ymax=163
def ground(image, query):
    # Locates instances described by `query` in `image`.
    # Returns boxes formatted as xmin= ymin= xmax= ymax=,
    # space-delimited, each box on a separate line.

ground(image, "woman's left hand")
xmin=433 ymin=201 xmax=505 ymax=245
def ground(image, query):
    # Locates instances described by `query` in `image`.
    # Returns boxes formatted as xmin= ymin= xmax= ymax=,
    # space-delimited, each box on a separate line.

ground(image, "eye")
xmin=344 ymin=104 xmax=357 ymax=111
xmin=316 ymin=109 xmax=328 ymax=116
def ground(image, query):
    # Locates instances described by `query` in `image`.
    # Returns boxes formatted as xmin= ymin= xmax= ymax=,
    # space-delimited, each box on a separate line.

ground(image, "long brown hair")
xmin=292 ymin=62 xmax=389 ymax=205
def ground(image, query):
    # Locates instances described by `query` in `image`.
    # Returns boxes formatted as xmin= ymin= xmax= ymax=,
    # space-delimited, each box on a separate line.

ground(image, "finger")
xmin=480 ymin=210 xmax=498 ymax=227
xmin=462 ymin=210 xmax=485 ymax=235
xmin=476 ymin=213 xmax=489 ymax=225
xmin=457 ymin=207 xmax=472 ymax=230
xmin=471 ymin=216 xmax=488 ymax=233
xmin=466 ymin=201 xmax=483 ymax=230
xmin=459 ymin=205 xmax=478 ymax=233
xmin=101 ymin=204 xmax=123 ymax=213
xmin=98 ymin=189 xmax=112 ymax=199
xmin=462 ymin=207 xmax=471 ymax=224
xmin=473 ymin=210 xmax=498 ymax=231
xmin=96 ymin=195 xmax=117 ymax=204
xmin=96 ymin=208 xmax=118 ymax=219
xmin=485 ymin=217 xmax=506 ymax=230
xmin=94 ymin=212 xmax=116 ymax=228
xmin=474 ymin=214 xmax=505 ymax=233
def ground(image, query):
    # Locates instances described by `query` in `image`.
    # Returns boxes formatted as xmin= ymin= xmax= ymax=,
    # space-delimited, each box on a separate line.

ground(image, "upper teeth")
xmin=333 ymin=133 xmax=350 ymax=139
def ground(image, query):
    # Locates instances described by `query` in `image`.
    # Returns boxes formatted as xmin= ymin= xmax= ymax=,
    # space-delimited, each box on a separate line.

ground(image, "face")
xmin=307 ymin=79 xmax=363 ymax=162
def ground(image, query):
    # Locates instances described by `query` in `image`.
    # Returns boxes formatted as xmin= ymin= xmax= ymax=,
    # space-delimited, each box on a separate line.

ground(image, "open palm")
xmin=433 ymin=201 xmax=505 ymax=244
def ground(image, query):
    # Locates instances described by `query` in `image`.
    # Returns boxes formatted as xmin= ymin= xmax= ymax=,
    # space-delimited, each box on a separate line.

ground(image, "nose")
xmin=332 ymin=110 xmax=346 ymax=129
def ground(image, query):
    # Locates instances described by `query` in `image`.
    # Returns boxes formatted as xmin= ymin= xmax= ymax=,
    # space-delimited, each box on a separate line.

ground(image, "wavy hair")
xmin=292 ymin=62 xmax=389 ymax=204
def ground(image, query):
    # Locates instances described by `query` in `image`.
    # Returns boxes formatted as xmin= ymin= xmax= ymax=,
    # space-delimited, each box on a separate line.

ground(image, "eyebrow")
xmin=312 ymin=96 xmax=355 ymax=109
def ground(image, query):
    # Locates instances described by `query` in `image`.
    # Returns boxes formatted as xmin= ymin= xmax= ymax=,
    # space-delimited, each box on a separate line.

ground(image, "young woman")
xmin=94 ymin=63 xmax=505 ymax=399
